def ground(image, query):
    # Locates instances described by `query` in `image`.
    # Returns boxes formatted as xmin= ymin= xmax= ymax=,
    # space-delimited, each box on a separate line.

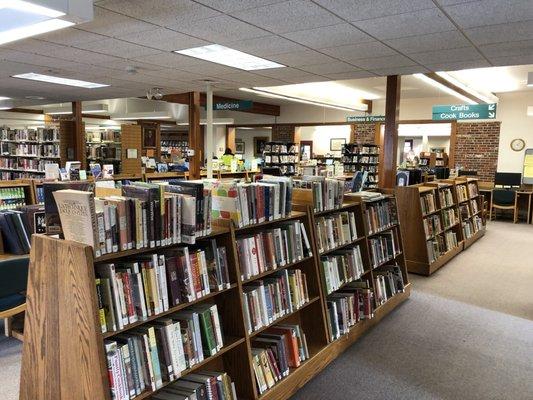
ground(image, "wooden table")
xmin=480 ymin=187 xmax=533 ymax=224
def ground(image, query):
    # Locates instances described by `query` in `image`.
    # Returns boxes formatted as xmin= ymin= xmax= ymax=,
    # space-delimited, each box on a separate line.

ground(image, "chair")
xmin=490 ymin=189 xmax=518 ymax=223
xmin=0 ymin=256 xmax=29 ymax=340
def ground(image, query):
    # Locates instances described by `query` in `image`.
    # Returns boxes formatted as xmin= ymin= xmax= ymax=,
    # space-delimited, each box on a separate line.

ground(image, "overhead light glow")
xmin=113 ymin=111 xmax=172 ymax=120
xmin=0 ymin=18 xmax=73 ymax=46
xmin=0 ymin=0 xmax=65 ymax=18
xmin=413 ymin=73 xmax=477 ymax=105
xmin=0 ymin=96 xmax=10 ymax=100
xmin=436 ymin=71 xmax=498 ymax=103
xmin=0 ymin=107 xmax=12 ymax=110
xmin=527 ymin=72 xmax=533 ymax=87
xmin=175 ymin=44 xmax=285 ymax=71
xmin=12 ymin=73 xmax=109 ymax=89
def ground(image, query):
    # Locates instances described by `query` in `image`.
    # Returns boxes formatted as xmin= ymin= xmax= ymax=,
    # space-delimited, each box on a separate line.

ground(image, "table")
xmin=480 ymin=186 xmax=533 ymax=224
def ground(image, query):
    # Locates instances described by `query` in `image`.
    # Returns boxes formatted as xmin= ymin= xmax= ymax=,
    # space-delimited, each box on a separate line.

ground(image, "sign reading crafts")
xmin=432 ymin=103 xmax=497 ymax=121
xmin=213 ymin=100 xmax=253 ymax=111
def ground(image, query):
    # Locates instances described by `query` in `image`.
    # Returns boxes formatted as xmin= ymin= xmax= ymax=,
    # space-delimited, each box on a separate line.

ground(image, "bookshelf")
xmin=396 ymin=178 xmax=485 ymax=275
xmin=144 ymin=171 xmax=187 ymax=183
xmin=452 ymin=178 xmax=485 ymax=249
xmin=86 ymin=129 xmax=122 ymax=174
xmin=341 ymin=143 xmax=379 ymax=189
xmin=262 ymin=142 xmax=298 ymax=176
xmin=19 ymin=190 xmax=410 ymax=400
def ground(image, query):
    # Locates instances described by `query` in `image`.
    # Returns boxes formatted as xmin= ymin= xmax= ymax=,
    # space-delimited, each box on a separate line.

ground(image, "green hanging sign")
xmin=432 ymin=103 xmax=497 ymax=120
xmin=346 ymin=115 xmax=385 ymax=123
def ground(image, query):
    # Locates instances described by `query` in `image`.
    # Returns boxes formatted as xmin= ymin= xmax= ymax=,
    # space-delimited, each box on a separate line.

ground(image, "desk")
xmin=481 ymin=186 xmax=533 ymax=224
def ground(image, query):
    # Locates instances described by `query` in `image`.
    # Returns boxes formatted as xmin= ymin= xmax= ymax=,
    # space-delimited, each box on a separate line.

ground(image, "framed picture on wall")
xmin=142 ymin=126 xmax=157 ymax=149
xmin=254 ymin=136 xmax=269 ymax=157
xmin=235 ymin=140 xmax=245 ymax=154
xmin=330 ymin=138 xmax=346 ymax=151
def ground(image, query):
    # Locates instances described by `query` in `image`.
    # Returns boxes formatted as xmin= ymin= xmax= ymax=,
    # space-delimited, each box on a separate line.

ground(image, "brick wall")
xmin=350 ymin=123 xmax=377 ymax=144
xmin=454 ymin=121 xmax=501 ymax=182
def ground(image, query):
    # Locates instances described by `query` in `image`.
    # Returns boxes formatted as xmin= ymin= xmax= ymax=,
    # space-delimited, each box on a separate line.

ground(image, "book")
xmin=293 ymin=176 xmax=345 ymax=212
xmin=320 ymin=245 xmax=365 ymax=294
xmin=315 ymin=210 xmax=358 ymax=253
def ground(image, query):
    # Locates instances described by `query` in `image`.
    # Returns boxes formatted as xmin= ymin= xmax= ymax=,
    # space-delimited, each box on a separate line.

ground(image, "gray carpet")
xmin=1 ymin=222 xmax=532 ymax=400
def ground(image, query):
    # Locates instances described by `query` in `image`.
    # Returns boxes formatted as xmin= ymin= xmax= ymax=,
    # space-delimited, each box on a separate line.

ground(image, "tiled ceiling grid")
xmin=0 ymin=0 xmax=532 ymax=102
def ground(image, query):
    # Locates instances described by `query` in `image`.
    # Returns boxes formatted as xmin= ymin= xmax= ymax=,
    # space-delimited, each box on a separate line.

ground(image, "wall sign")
xmin=213 ymin=100 xmax=253 ymax=111
xmin=432 ymin=103 xmax=497 ymax=120
xmin=346 ymin=115 xmax=385 ymax=123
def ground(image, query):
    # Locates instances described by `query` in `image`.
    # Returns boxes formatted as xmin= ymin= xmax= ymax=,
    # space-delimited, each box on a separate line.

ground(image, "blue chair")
xmin=0 ymin=256 xmax=29 ymax=340
xmin=490 ymin=189 xmax=518 ymax=223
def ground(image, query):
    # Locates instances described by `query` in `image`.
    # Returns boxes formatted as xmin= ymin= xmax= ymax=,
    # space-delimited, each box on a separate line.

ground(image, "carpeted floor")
xmin=1 ymin=221 xmax=532 ymax=400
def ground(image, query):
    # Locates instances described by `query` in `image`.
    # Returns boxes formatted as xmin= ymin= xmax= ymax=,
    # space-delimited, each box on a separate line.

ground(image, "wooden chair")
xmin=490 ymin=189 xmax=518 ymax=223
xmin=0 ymin=256 xmax=29 ymax=341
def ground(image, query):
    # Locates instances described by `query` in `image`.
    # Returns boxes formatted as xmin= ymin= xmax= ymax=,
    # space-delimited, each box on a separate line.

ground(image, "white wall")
xmin=203 ymin=125 xmax=227 ymax=158
xmin=298 ymin=125 xmax=351 ymax=156
xmin=235 ymin=128 xmax=271 ymax=161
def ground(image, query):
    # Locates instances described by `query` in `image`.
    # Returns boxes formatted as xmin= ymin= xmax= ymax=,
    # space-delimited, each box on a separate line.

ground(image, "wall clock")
xmin=510 ymin=138 xmax=525 ymax=152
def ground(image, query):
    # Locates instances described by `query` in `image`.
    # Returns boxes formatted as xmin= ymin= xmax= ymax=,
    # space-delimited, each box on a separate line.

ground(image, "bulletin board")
xmin=523 ymin=149 xmax=533 ymax=184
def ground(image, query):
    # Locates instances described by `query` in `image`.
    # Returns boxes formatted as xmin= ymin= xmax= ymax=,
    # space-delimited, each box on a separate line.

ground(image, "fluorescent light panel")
xmin=12 ymin=73 xmax=109 ymax=88
xmin=0 ymin=0 xmax=65 ymax=18
xmin=0 ymin=18 xmax=73 ymax=45
xmin=413 ymin=73 xmax=477 ymax=105
xmin=436 ymin=71 xmax=498 ymax=103
xmin=175 ymin=44 xmax=285 ymax=71
xmin=0 ymin=96 xmax=10 ymax=100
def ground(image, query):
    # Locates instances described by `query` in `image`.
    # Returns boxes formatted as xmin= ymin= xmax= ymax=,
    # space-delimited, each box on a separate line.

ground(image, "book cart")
xmin=396 ymin=178 xmax=485 ymax=276
xmin=19 ymin=192 xmax=410 ymax=400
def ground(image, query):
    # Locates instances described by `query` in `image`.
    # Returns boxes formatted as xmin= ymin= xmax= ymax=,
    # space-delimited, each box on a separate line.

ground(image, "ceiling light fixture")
xmin=240 ymin=87 xmax=368 ymax=112
xmin=436 ymin=71 xmax=498 ymax=103
xmin=0 ymin=96 xmax=10 ymax=100
xmin=175 ymin=44 xmax=285 ymax=71
xmin=45 ymin=103 xmax=109 ymax=115
xmin=0 ymin=18 xmax=73 ymax=45
xmin=413 ymin=73 xmax=477 ymax=105
xmin=527 ymin=72 xmax=533 ymax=87
xmin=12 ymin=73 xmax=109 ymax=88
xmin=113 ymin=111 xmax=172 ymax=120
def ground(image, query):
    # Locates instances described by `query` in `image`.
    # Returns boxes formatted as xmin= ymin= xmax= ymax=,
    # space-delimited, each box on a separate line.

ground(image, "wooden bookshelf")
xmin=341 ymin=143 xmax=380 ymax=189
xmin=143 ymin=171 xmax=187 ymax=183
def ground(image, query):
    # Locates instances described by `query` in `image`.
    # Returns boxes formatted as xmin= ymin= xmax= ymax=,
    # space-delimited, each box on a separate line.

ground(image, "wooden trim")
xmin=382 ymin=75 xmax=401 ymax=189
xmin=0 ymin=303 xmax=26 ymax=319
xmin=72 ymin=101 xmax=86 ymax=169
xmin=424 ymin=72 xmax=486 ymax=104
xmin=188 ymin=92 xmax=201 ymax=179
xmin=449 ymin=120 xmax=457 ymax=168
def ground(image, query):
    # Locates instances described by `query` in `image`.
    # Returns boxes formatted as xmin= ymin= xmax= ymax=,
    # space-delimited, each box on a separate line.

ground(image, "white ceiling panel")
xmin=93 ymin=59 xmax=164 ymax=73
xmin=0 ymin=49 xmax=88 ymax=71
xmin=479 ymin=40 xmax=533 ymax=58
xmin=4 ymin=39 xmax=73 ymax=56
xmin=465 ymin=21 xmax=533 ymax=45
xmin=384 ymin=30 xmax=471 ymax=54
xmin=255 ymin=67 xmax=325 ymax=82
xmin=131 ymin=52 xmax=203 ymax=69
xmin=282 ymin=23 xmax=374 ymax=49
xmin=268 ymin=50 xmax=338 ymax=67
xmin=410 ymin=46 xmax=484 ymax=65
xmin=170 ymin=15 xmax=270 ymax=43
xmin=232 ymin=0 xmax=343 ymax=34
xmin=370 ymin=65 xmax=430 ymax=76
xmin=488 ymin=54 xmax=533 ymax=66
xmin=352 ymin=54 xmax=417 ymax=70
xmin=96 ymin=0 xmax=220 ymax=27
xmin=353 ymin=8 xmax=456 ymax=40
xmin=423 ymin=59 xmax=492 ymax=71
xmin=195 ymin=0 xmax=286 ymax=13
xmin=76 ymin=7 xmax=157 ymax=36
xmin=176 ymin=62 xmax=244 ymax=77
xmin=37 ymin=28 xmax=107 ymax=46
xmin=298 ymin=62 xmax=358 ymax=75
xmin=321 ymin=70 xmax=376 ymax=80
xmin=117 ymin=28 xmax=209 ymax=52
xmin=320 ymin=41 xmax=397 ymax=62
xmin=0 ymin=61 xmax=52 ymax=78
xmin=223 ymin=36 xmax=305 ymax=57
xmin=313 ymin=0 xmax=436 ymax=22
xmin=39 ymin=47 xmax=120 ymax=66
xmin=75 ymin=38 xmax=161 ymax=58
xmin=443 ymin=0 xmax=533 ymax=29
xmin=142 ymin=68 xmax=205 ymax=82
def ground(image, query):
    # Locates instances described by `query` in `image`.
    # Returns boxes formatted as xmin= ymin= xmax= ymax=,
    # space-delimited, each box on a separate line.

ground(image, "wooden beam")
xmin=188 ymin=92 xmax=201 ymax=179
xmin=424 ymin=72 xmax=486 ymax=104
xmin=3 ymin=108 xmax=43 ymax=114
xmin=226 ymin=127 xmax=236 ymax=153
xmin=72 ymin=101 xmax=86 ymax=169
xmin=382 ymin=75 xmax=401 ymax=189
xmin=362 ymin=99 xmax=373 ymax=114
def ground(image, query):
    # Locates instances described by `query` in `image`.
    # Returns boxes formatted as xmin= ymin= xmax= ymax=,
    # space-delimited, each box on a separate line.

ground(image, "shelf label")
xmin=346 ymin=115 xmax=385 ymax=123
xmin=432 ymin=103 xmax=497 ymax=120
xmin=213 ymin=100 xmax=253 ymax=111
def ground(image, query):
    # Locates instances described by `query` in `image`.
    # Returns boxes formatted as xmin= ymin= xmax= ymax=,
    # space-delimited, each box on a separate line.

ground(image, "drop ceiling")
xmin=0 ymin=0 xmax=532 ymax=104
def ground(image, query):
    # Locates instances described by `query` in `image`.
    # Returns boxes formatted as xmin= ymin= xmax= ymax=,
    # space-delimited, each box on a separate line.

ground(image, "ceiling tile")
xmin=479 ymin=40 xmax=533 ymax=57
xmin=353 ymin=8 xmax=456 ymax=40
xmin=385 ymin=30 xmax=470 ymax=53
xmin=423 ymin=59 xmax=491 ymax=71
xmin=177 ymin=62 xmax=243 ymax=76
xmin=320 ymin=41 xmax=397 ymax=62
xmin=77 ymin=6 xmax=157 ymax=36
xmin=195 ymin=0 xmax=286 ymax=13
xmin=443 ymin=0 xmax=533 ymax=28
xmin=351 ymin=54 xmax=417 ymax=70
xmin=370 ymin=65 xmax=429 ymax=76
xmin=170 ymin=15 xmax=270 ymax=43
xmin=321 ymin=70 xmax=377 ymax=80
xmin=0 ymin=49 xmax=87 ymax=71
xmin=93 ymin=59 xmax=164 ymax=73
xmin=37 ymin=27 xmax=107 ymax=46
xmin=3 ymin=39 xmax=71 ymax=56
xmin=313 ymin=0 xmax=436 ymax=21
xmin=409 ymin=46 xmax=484 ymax=64
xmin=224 ymin=36 xmax=305 ymax=57
xmin=282 ymin=23 xmax=374 ymax=48
xmin=117 ymin=28 xmax=209 ymax=52
xmin=131 ymin=52 xmax=203 ymax=69
xmin=96 ymin=0 xmax=220 ymax=27
xmin=434 ymin=0 xmax=479 ymax=5
xmin=268 ymin=50 xmax=337 ymax=67
xmin=232 ymin=0 xmax=343 ymax=34
xmin=217 ymin=72 xmax=289 ymax=87
xmin=74 ymin=38 xmax=161 ymax=58
xmin=142 ymin=68 xmax=205 ymax=82
xmin=464 ymin=20 xmax=533 ymax=45
xmin=41 ymin=47 xmax=120 ymax=65
xmin=0 ymin=60 xmax=51 ymax=78
xmin=488 ymin=54 xmax=533 ymax=67
xmin=254 ymin=67 xmax=324 ymax=82
xmin=298 ymin=62 xmax=358 ymax=75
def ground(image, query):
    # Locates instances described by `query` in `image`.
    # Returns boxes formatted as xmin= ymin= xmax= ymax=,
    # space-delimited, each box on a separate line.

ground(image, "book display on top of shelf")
xmin=86 ymin=129 xmax=122 ymax=175
xmin=341 ymin=143 xmax=379 ymax=188
xmin=161 ymin=139 xmax=189 ymax=158
xmin=0 ymin=127 xmax=60 ymax=179
xmin=262 ymin=142 xmax=298 ymax=176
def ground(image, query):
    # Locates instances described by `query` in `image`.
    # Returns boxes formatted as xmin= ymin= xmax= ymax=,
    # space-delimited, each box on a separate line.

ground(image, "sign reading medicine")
xmin=213 ymin=100 xmax=252 ymax=111
xmin=346 ymin=115 xmax=385 ymax=123
xmin=432 ymin=103 xmax=497 ymax=121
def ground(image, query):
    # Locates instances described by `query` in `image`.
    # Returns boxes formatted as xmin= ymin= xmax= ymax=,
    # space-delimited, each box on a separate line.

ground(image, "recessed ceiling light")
xmin=25 ymin=95 xmax=45 ymax=100
xmin=12 ymin=73 xmax=109 ymax=89
xmin=0 ymin=96 xmax=10 ymax=100
xmin=0 ymin=107 xmax=12 ymax=110
xmin=175 ymin=44 xmax=285 ymax=71
xmin=0 ymin=0 xmax=66 ymax=18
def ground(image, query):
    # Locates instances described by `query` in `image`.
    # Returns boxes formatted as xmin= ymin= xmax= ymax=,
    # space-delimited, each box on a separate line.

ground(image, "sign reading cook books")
xmin=432 ymin=103 xmax=497 ymax=120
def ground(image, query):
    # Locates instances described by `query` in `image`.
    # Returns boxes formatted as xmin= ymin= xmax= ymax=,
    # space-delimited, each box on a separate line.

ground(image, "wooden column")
xmin=226 ymin=127 xmax=236 ymax=153
xmin=188 ymin=92 xmax=201 ymax=179
xmin=72 ymin=101 xmax=86 ymax=169
xmin=382 ymin=76 xmax=401 ymax=189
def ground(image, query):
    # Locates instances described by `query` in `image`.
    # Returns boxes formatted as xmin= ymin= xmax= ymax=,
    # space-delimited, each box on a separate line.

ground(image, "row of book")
xmin=459 ymin=203 xmax=471 ymax=220
xmin=262 ymin=143 xmax=297 ymax=154
xmin=365 ymin=200 xmax=396 ymax=235
xmin=0 ymin=127 xmax=59 ymax=142
xmin=374 ymin=265 xmax=406 ymax=307
xmin=264 ymin=155 xmax=297 ymax=164
xmin=456 ymin=184 xmax=469 ymax=202
xmin=420 ymin=192 xmax=437 ymax=215
xmin=293 ymin=176 xmax=345 ymax=212
xmin=326 ymin=281 xmax=374 ymax=341
xmin=242 ymin=270 xmax=309 ymax=334
xmin=468 ymin=182 xmax=479 ymax=197
xmin=320 ymin=245 xmax=365 ymax=295
xmin=104 ymin=303 xmax=225 ymax=399
xmin=0 ymin=186 xmax=27 ymax=210
xmin=95 ymin=245 xmax=230 ymax=333
xmin=251 ymin=324 xmax=308 ymax=395
xmin=423 ymin=214 xmax=442 ymax=239
xmin=439 ymin=187 xmax=454 ymax=208
xmin=236 ymin=220 xmax=312 ymax=281
xmin=315 ymin=210 xmax=358 ymax=254
xmin=150 ymin=372 xmax=236 ymax=400
xmin=442 ymin=207 xmax=458 ymax=228
xmin=358 ymin=155 xmax=379 ymax=164
xmin=87 ymin=129 xmax=120 ymax=143
xmin=463 ymin=216 xmax=483 ymax=238
xmin=470 ymin=199 xmax=480 ymax=214
xmin=427 ymin=231 xmax=458 ymax=262
xmin=368 ymin=230 xmax=400 ymax=268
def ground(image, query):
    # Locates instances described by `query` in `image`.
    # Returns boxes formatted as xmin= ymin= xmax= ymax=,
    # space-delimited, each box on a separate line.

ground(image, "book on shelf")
xmin=251 ymin=324 xmax=309 ymax=394
xmin=150 ymin=372 xmax=237 ymax=400
xmin=426 ymin=230 xmax=458 ymax=262
xmin=95 ymin=246 xmax=230 ymax=334
xmin=438 ymin=187 xmax=454 ymax=208
xmin=420 ymin=192 xmax=436 ymax=215
xmin=292 ymin=176 xmax=345 ymax=212
xmin=0 ymin=186 xmax=27 ymax=210
xmin=20 ymin=204 xmax=46 ymax=234
xmin=368 ymin=229 xmax=401 ymax=268
xmin=364 ymin=200 xmax=397 ymax=235
xmin=315 ymin=210 xmax=358 ymax=253
xmin=320 ymin=244 xmax=365 ymax=295
xmin=470 ymin=199 xmax=480 ymax=214
xmin=423 ymin=214 xmax=442 ymax=239
xmin=242 ymin=270 xmax=309 ymax=334
xmin=104 ymin=303 xmax=225 ymax=399
xmin=463 ymin=216 xmax=483 ymax=239
xmin=456 ymin=184 xmax=469 ymax=202
xmin=0 ymin=209 xmax=32 ymax=254
xmin=442 ymin=207 xmax=458 ymax=228
xmin=459 ymin=203 xmax=471 ymax=220
xmin=235 ymin=219 xmax=312 ymax=281
xmin=467 ymin=182 xmax=479 ymax=197
xmin=373 ymin=264 xmax=406 ymax=306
